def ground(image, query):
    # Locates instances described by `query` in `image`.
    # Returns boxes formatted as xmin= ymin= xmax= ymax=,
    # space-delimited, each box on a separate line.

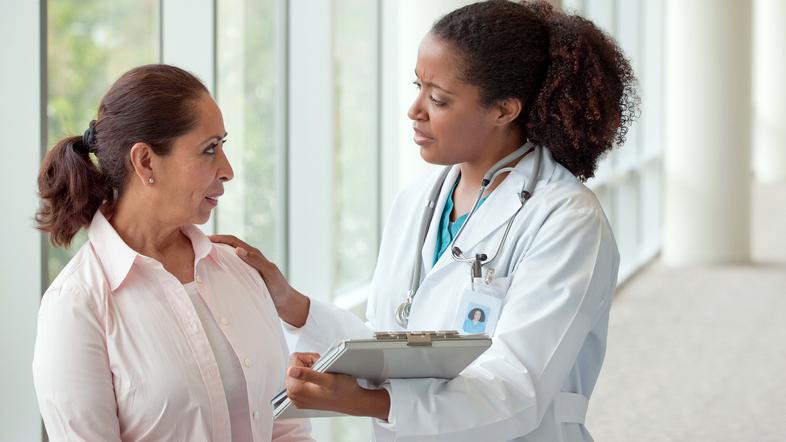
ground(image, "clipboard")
xmin=273 ymin=331 xmax=491 ymax=419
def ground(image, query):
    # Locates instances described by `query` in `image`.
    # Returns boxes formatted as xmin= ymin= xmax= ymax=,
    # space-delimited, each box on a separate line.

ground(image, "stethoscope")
xmin=395 ymin=143 xmax=542 ymax=327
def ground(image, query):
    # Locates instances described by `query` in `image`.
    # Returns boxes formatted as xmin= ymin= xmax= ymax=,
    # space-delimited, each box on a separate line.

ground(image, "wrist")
xmin=353 ymin=387 xmax=390 ymax=421
xmin=276 ymin=289 xmax=310 ymax=328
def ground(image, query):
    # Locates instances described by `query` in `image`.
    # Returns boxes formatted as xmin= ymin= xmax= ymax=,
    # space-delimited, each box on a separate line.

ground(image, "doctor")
xmin=214 ymin=1 xmax=637 ymax=440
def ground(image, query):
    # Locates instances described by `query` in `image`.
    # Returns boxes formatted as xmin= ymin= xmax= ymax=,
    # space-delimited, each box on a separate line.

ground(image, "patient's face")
xmin=150 ymin=93 xmax=234 ymax=226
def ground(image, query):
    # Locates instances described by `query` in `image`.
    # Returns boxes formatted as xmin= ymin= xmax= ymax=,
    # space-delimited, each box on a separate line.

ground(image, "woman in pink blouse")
xmin=32 ymin=64 xmax=311 ymax=442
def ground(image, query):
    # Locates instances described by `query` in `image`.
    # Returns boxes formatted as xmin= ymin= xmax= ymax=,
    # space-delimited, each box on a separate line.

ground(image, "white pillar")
xmin=0 ymin=0 xmax=44 ymax=440
xmin=663 ymin=0 xmax=752 ymax=265
xmin=753 ymin=0 xmax=786 ymax=182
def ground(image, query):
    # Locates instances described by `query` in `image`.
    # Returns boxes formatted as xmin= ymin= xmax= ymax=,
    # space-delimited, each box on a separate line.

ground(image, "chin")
xmin=419 ymin=146 xmax=456 ymax=166
xmin=193 ymin=212 xmax=213 ymax=225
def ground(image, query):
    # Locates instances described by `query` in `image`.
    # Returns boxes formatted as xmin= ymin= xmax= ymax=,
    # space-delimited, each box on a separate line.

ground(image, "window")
xmin=216 ymin=0 xmax=287 ymax=266
xmin=332 ymin=0 xmax=381 ymax=294
xmin=46 ymin=0 xmax=160 ymax=282
xmin=579 ymin=0 xmax=663 ymax=282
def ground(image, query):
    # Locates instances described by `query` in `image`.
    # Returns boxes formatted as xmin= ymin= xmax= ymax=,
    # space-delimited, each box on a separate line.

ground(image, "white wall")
xmin=0 ymin=0 xmax=44 ymax=440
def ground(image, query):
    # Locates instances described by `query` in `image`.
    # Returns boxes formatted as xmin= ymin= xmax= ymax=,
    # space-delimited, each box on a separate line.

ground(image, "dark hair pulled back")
xmin=36 ymin=64 xmax=209 ymax=247
xmin=431 ymin=0 xmax=639 ymax=180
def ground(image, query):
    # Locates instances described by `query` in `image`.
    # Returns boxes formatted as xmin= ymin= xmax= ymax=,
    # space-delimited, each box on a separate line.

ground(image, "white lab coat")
xmin=284 ymin=147 xmax=619 ymax=442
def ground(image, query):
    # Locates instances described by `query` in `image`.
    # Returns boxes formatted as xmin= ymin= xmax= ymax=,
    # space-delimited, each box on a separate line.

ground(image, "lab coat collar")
xmin=423 ymin=146 xmax=556 ymax=279
xmin=88 ymin=210 xmax=226 ymax=291
xmin=420 ymin=165 xmax=461 ymax=274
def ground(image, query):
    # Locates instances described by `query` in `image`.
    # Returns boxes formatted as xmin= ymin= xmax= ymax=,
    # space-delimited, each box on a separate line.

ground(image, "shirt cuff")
xmin=375 ymin=381 xmax=396 ymax=429
xmin=281 ymin=298 xmax=336 ymax=354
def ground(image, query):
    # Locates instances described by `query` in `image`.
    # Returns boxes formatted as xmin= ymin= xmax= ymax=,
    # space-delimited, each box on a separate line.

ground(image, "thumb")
xmin=289 ymin=366 xmax=331 ymax=386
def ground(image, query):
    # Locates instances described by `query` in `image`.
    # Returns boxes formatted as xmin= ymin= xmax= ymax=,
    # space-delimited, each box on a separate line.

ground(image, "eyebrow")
xmin=414 ymin=70 xmax=453 ymax=95
xmin=199 ymin=132 xmax=228 ymax=146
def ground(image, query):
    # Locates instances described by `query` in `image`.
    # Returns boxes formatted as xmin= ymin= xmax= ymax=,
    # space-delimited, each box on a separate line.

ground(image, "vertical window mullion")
xmin=287 ymin=0 xmax=335 ymax=301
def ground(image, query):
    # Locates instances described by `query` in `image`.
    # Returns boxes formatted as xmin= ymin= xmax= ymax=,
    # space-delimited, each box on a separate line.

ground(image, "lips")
xmin=413 ymin=127 xmax=435 ymax=145
xmin=205 ymin=192 xmax=223 ymax=206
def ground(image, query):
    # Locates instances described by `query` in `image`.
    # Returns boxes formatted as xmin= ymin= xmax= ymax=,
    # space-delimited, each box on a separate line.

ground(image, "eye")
xmin=430 ymin=96 xmax=446 ymax=107
xmin=204 ymin=138 xmax=227 ymax=155
xmin=412 ymin=80 xmax=421 ymax=90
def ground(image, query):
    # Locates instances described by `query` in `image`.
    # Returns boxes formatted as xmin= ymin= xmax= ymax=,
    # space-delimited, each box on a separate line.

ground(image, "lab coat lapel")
xmin=420 ymin=165 xmax=461 ymax=274
xmin=427 ymin=152 xmax=540 ymax=279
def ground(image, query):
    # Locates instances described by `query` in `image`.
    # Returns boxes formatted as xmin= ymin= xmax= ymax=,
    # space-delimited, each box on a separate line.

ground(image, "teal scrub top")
xmin=433 ymin=177 xmax=489 ymax=266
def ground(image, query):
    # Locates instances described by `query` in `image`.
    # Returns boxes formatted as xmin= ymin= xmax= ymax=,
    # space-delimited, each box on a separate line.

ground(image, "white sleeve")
xmin=379 ymin=207 xmax=618 ymax=441
xmin=282 ymin=297 xmax=375 ymax=354
xmin=33 ymin=285 xmax=123 ymax=442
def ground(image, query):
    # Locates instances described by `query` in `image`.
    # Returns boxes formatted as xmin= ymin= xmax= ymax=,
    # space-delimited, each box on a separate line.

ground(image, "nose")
xmin=217 ymin=148 xmax=234 ymax=182
xmin=407 ymin=92 xmax=427 ymax=122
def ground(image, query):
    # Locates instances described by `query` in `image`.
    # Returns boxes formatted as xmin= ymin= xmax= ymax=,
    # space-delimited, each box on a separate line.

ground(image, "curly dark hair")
xmin=431 ymin=0 xmax=639 ymax=181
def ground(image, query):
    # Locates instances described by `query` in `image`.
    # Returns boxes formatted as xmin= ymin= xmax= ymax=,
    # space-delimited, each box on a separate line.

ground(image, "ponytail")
xmin=36 ymin=136 xmax=113 ymax=247
xmin=526 ymin=1 xmax=639 ymax=180
xmin=431 ymin=0 xmax=639 ymax=181
xmin=35 ymin=64 xmax=210 ymax=248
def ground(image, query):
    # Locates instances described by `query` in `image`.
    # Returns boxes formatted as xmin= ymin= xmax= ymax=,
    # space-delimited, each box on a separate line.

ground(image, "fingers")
xmin=234 ymin=246 xmax=271 ymax=270
xmin=290 ymin=352 xmax=321 ymax=368
xmin=288 ymin=366 xmax=333 ymax=385
xmin=209 ymin=234 xmax=261 ymax=255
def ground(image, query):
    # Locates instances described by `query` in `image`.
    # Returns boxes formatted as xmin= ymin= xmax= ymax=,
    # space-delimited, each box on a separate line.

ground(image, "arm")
xmin=32 ymin=285 xmax=122 ymax=442
xmin=210 ymin=234 xmax=374 ymax=354
xmin=280 ymin=207 xmax=617 ymax=440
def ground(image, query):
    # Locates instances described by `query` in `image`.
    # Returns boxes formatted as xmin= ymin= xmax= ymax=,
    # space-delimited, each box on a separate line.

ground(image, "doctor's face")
xmin=408 ymin=34 xmax=499 ymax=165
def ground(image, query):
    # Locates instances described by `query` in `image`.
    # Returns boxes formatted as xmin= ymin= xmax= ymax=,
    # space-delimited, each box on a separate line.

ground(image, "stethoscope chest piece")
xmin=395 ymin=300 xmax=411 ymax=327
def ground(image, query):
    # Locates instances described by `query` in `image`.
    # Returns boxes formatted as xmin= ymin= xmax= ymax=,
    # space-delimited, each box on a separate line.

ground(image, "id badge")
xmin=454 ymin=278 xmax=504 ymax=336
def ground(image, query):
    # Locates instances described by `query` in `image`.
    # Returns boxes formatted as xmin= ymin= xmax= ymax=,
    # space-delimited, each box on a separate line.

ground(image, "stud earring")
xmin=148 ymin=177 xmax=155 ymax=184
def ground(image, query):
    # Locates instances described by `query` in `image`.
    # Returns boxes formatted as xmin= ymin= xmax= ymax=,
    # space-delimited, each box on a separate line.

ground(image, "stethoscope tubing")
xmin=396 ymin=143 xmax=542 ymax=327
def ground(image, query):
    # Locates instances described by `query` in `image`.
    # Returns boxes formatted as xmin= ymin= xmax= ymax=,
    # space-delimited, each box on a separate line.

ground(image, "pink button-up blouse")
xmin=32 ymin=210 xmax=312 ymax=441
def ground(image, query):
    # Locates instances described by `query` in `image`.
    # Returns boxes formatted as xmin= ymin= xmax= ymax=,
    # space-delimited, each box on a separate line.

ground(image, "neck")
xmin=458 ymin=132 xmax=526 ymax=194
xmin=109 ymin=193 xmax=186 ymax=259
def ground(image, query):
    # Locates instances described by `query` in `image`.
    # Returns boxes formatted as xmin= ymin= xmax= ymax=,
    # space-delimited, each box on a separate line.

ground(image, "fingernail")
xmin=290 ymin=368 xmax=301 ymax=378
xmin=237 ymin=247 xmax=247 ymax=257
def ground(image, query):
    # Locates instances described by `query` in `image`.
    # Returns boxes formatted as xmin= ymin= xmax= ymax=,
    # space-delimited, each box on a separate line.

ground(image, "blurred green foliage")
xmin=47 ymin=0 xmax=159 ymax=283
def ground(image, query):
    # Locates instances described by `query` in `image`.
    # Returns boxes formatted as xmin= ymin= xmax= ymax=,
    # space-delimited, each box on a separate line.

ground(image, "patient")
xmin=33 ymin=64 xmax=311 ymax=442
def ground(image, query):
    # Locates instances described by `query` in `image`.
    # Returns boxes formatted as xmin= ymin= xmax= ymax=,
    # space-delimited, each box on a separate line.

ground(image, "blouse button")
xmin=252 ymin=410 xmax=259 ymax=420
xmin=220 ymin=317 xmax=230 ymax=326
xmin=244 ymin=358 xmax=252 ymax=368
xmin=195 ymin=275 xmax=203 ymax=284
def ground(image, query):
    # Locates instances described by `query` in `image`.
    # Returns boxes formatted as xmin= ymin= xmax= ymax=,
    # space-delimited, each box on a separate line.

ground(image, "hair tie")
xmin=83 ymin=120 xmax=97 ymax=149
xmin=74 ymin=120 xmax=97 ymax=155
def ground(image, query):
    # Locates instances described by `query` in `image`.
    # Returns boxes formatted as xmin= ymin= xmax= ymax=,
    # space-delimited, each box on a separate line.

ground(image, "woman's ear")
xmin=493 ymin=98 xmax=523 ymax=127
xmin=129 ymin=142 xmax=156 ymax=186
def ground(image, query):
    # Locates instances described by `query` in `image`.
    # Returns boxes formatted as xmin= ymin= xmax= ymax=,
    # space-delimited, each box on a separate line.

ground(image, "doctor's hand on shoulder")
xmin=210 ymin=234 xmax=394 ymax=419
xmin=209 ymin=234 xmax=310 ymax=327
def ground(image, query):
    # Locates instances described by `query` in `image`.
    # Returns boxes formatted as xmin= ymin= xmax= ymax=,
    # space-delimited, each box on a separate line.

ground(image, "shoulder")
xmin=42 ymin=243 xmax=110 ymax=316
xmin=534 ymin=162 xmax=607 ymax=223
xmin=392 ymin=166 xmax=448 ymax=210
xmin=212 ymin=243 xmax=266 ymax=288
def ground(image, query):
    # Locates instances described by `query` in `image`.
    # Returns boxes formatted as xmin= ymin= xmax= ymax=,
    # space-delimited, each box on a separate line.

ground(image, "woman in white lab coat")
xmin=214 ymin=1 xmax=638 ymax=440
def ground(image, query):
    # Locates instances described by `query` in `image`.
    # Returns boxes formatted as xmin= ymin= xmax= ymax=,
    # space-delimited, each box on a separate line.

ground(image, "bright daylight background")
xmin=2 ymin=0 xmax=785 ymax=441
